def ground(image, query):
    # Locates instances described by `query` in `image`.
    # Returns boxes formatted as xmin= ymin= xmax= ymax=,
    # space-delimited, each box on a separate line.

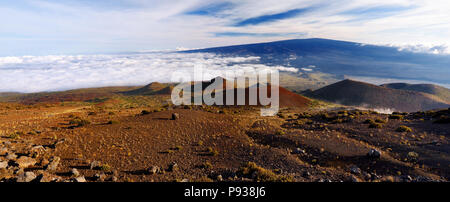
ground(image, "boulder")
xmin=71 ymin=168 xmax=80 ymax=177
xmin=168 ymin=162 xmax=179 ymax=172
xmin=90 ymin=161 xmax=102 ymax=170
xmin=350 ymin=165 xmax=361 ymax=174
xmin=16 ymin=171 xmax=36 ymax=182
xmin=148 ymin=166 xmax=160 ymax=174
xmin=0 ymin=161 xmax=8 ymax=169
xmin=367 ymin=149 xmax=381 ymax=159
xmin=6 ymin=153 xmax=17 ymax=160
xmin=0 ymin=147 xmax=7 ymax=155
xmin=37 ymin=171 xmax=61 ymax=182
xmin=16 ymin=156 xmax=37 ymax=168
xmin=45 ymin=156 xmax=60 ymax=171
xmin=94 ymin=173 xmax=107 ymax=182
xmin=74 ymin=176 xmax=86 ymax=182
xmin=171 ymin=113 xmax=180 ymax=120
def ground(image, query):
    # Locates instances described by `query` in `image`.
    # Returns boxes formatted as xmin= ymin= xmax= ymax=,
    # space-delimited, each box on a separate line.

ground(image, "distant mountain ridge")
xmin=304 ymin=79 xmax=449 ymax=112
xmin=381 ymin=83 xmax=450 ymax=103
xmin=183 ymin=38 xmax=450 ymax=84
xmin=123 ymin=82 xmax=173 ymax=95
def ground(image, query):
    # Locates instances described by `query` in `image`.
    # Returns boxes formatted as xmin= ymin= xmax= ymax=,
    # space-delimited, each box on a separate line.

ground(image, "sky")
xmin=1 ymin=0 xmax=450 ymax=56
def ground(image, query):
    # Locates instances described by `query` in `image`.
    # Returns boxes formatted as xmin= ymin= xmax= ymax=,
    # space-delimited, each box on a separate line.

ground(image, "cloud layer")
xmin=0 ymin=53 xmax=297 ymax=93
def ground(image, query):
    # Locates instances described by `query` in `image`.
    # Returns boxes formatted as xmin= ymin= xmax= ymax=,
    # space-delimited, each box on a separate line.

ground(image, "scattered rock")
xmin=318 ymin=178 xmax=332 ymax=182
xmin=148 ymin=166 xmax=160 ymax=174
xmin=171 ymin=113 xmax=180 ymax=120
xmin=350 ymin=175 xmax=360 ymax=182
xmin=370 ymin=173 xmax=381 ymax=181
xmin=180 ymin=178 xmax=189 ymax=182
xmin=168 ymin=162 xmax=179 ymax=172
xmin=216 ymin=175 xmax=223 ymax=182
xmin=302 ymin=171 xmax=311 ymax=178
xmin=6 ymin=153 xmax=17 ymax=160
xmin=0 ymin=147 xmax=7 ymax=155
xmin=350 ymin=165 xmax=361 ymax=174
xmin=94 ymin=173 xmax=107 ymax=182
xmin=16 ymin=171 xmax=36 ymax=182
xmin=367 ymin=149 xmax=381 ymax=159
xmin=0 ymin=168 xmax=14 ymax=180
xmin=54 ymin=139 xmax=66 ymax=146
xmin=30 ymin=145 xmax=46 ymax=153
xmin=292 ymin=148 xmax=306 ymax=154
xmin=401 ymin=175 xmax=413 ymax=182
xmin=363 ymin=173 xmax=372 ymax=181
xmin=71 ymin=168 xmax=80 ymax=177
xmin=16 ymin=156 xmax=37 ymax=168
xmin=37 ymin=171 xmax=61 ymax=182
xmin=74 ymin=176 xmax=86 ymax=182
xmin=15 ymin=168 xmax=24 ymax=175
xmin=0 ymin=161 xmax=8 ymax=169
xmin=90 ymin=161 xmax=102 ymax=170
xmin=45 ymin=156 xmax=60 ymax=171
xmin=40 ymin=158 xmax=50 ymax=167
xmin=110 ymin=176 xmax=118 ymax=182
xmin=414 ymin=176 xmax=432 ymax=182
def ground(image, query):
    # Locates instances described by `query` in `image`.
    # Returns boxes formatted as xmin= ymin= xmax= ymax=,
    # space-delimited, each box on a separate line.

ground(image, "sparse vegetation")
xmin=238 ymin=162 xmax=293 ymax=182
xmin=69 ymin=117 xmax=91 ymax=127
xmin=369 ymin=122 xmax=383 ymax=128
xmin=297 ymin=118 xmax=313 ymax=125
xmin=99 ymin=164 xmax=112 ymax=171
xmin=375 ymin=118 xmax=387 ymax=123
xmin=389 ymin=114 xmax=404 ymax=120
xmin=107 ymin=120 xmax=120 ymax=125
xmin=363 ymin=119 xmax=375 ymax=124
xmin=406 ymin=151 xmax=419 ymax=162
xmin=200 ymin=161 xmax=213 ymax=170
xmin=207 ymin=147 xmax=219 ymax=156
xmin=396 ymin=125 xmax=412 ymax=132
xmin=7 ymin=132 xmax=22 ymax=139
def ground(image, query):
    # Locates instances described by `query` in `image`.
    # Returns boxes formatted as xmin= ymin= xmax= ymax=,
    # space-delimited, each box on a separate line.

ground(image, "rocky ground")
xmin=0 ymin=100 xmax=449 ymax=182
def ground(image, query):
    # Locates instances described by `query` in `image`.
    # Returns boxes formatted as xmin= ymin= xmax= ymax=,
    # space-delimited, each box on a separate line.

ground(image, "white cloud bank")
xmin=0 ymin=53 xmax=298 ymax=93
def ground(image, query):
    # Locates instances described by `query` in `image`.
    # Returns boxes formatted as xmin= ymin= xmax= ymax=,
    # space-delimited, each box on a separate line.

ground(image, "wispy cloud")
xmin=185 ymin=2 xmax=234 ymax=16
xmin=233 ymin=8 xmax=312 ymax=27
xmin=213 ymin=32 xmax=307 ymax=37
xmin=0 ymin=0 xmax=449 ymax=55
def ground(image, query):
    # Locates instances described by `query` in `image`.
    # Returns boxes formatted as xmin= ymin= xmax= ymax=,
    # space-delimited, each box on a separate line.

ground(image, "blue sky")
xmin=1 ymin=0 xmax=450 ymax=56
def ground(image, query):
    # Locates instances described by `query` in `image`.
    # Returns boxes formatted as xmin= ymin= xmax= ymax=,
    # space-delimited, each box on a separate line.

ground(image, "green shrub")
xmin=389 ymin=114 xmax=404 ymax=120
xmin=99 ymin=164 xmax=112 ymax=171
xmin=297 ymin=119 xmax=313 ymax=125
xmin=396 ymin=125 xmax=412 ymax=132
xmin=207 ymin=147 xmax=219 ymax=156
xmin=69 ymin=118 xmax=91 ymax=127
xmin=331 ymin=118 xmax=344 ymax=124
xmin=201 ymin=161 xmax=213 ymax=169
xmin=238 ymin=162 xmax=293 ymax=182
xmin=369 ymin=122 xmax=383 ymax=128
xmin=363 ymin=119 xmax=375 ymax=124
xmin=297 ymin=113 xmax=312 ymax=118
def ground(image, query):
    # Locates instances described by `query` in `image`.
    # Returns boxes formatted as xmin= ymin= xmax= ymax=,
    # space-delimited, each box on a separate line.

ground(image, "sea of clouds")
xmin=0 ymin=53 xmax=298 ymax=93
